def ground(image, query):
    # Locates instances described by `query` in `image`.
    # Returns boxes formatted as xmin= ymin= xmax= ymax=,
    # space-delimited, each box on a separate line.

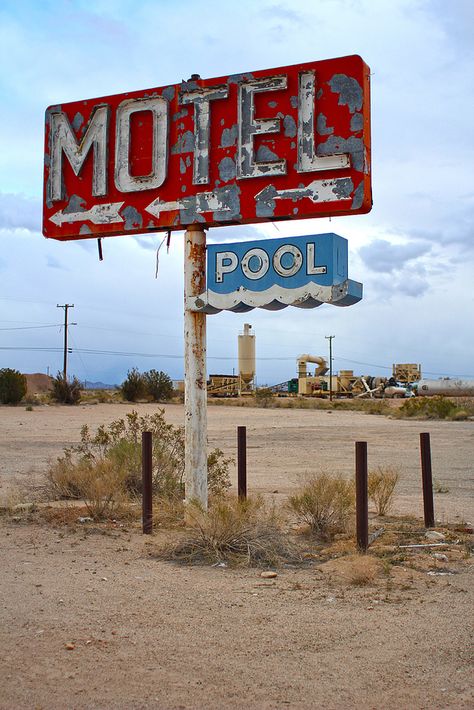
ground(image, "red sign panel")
xmin=43 ymin=55 xmax=371 ymax=241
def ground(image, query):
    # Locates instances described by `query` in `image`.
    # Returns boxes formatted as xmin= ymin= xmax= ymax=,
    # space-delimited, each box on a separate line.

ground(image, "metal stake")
xmin=184 ymin=225 xmax=208 ymax=510
xmin=237 ymin=426 xmax=247 ymax=499
xmin=355 ymin=441 xmax=368 ymax=551
xmin=142 ymin=431 xmax=153 ymax=534
xmin=420 ymin=432 xmax=435 ymax=528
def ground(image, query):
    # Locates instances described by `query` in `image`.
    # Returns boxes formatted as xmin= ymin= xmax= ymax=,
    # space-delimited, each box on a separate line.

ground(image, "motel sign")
xmin=43 ymin=55 xmax=371 ymax=240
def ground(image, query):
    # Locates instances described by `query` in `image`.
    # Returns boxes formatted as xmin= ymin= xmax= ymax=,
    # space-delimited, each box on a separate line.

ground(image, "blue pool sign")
xmin=188 ymin=233 xmax=362 ymax=313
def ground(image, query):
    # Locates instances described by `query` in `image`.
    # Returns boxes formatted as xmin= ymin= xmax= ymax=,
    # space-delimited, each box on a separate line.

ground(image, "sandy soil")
xmin=0 ymin=403 xmax=473 ymax=709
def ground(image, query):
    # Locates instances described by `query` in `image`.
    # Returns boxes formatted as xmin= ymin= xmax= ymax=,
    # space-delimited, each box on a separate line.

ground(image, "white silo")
xmin=238 ymin=323 xmax=256 ymax=394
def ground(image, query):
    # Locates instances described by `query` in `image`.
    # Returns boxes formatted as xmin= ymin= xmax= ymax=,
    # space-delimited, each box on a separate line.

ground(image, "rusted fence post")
xmin=142 ymin=431 xmax=153 ymax=534
xmin=355 ymin=441 xmax=368 ymax=551
xmin=420 ymin=432 xmax=435 ymax=528
xmin=237 ymin=426 xmax=247 ymax=499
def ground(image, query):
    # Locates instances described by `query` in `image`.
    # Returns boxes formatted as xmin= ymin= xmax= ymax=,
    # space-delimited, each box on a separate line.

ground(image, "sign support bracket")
xmin=184 ymin=224 xmax=208 ymax=510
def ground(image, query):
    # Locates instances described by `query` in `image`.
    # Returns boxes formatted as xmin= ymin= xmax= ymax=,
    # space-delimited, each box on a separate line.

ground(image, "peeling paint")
xmin=317 ymin=113 xmax=333 ymax=135
xmin=122 ymin=205 xmax=143 ymax=229
xmin=283 ymin=115 xmax=297 ymax=137
xmin=171 ymin=129 xmax=195 ymax=155
xmin=180 ymin=157 xmax=187 ymax=175
xmin=64 ymin=195 xmax=87 ymax=214
xmin=228 ymin=72 xmax=254 ymax=84
xmin=290 ymin=95 xmax=298 ymax=108
xmin=172 ymin=108 xmax=188 ymax=122
xmin=163 ymin=86 xmax=175 ymax=101
xmin=350 ymin=112 xmax=364 ymax=131
xmin=218 ymin=156 xmax=236 ymax=182
xmin=220 ymin=124 xmax=238 ymax=147
xmin=72 ymin=112 xmax=84 ymax=131
xmin=318 ymin=135 xmax=364 ymax=172
xmin=256 ymin=145 xmax=279 ymax=162
xmin=79 ymin=224 xmax=92 ymax=235
xmin=351 ymin=181 xmax=364 ymax=210
xmin=329 ymin=74 xmax=363 ymax=113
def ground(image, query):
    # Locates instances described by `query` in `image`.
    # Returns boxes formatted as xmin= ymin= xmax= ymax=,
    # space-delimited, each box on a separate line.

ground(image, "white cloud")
xmin=359 ymin=239 xmax=432 ymax=273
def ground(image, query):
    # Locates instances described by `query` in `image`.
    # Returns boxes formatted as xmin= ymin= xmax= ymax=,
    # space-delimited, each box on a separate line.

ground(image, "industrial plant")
xmin=207 ymin=325 xmax=474 ymax=399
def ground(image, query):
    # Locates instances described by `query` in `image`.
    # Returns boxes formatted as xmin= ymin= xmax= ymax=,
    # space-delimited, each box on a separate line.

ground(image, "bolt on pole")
xmin=237 ymin=426 xmax=247 ymax=499
xmin=420 ymin=432 xmax=435 ymax=528
xmin=355 ymin=441 xmax=369 ymax=551
xmin=184 ymin=225 xmax=208 ymax=510
xmin=142 ymin=431 xmax=153 ymax=534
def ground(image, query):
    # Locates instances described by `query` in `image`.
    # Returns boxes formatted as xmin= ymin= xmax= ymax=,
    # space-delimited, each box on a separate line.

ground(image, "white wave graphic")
xmin=187 ymin=279 xmax=362 ymax=313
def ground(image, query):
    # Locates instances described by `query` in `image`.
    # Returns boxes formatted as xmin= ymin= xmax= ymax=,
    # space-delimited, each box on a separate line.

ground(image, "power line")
xmin=1 ymin=344 xmax=472 ymax=378
xmin=0 ymin=323 xmax=63 ymax=331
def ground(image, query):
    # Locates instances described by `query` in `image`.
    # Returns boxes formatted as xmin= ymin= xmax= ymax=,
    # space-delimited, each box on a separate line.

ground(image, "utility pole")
xmin=57 ymin=304 xmax=74 ymax=380
xmin=325 ymin=335 xmax=335 ymax=401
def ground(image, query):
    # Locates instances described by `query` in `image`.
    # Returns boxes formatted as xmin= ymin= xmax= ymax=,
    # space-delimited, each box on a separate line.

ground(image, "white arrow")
xmin=145 ymin=189 xmax=232 ymax=219
xmin=49 ymin=202 xmax=125 ymax=227
xmin=255 ymin=177 xmax=354 ymax=208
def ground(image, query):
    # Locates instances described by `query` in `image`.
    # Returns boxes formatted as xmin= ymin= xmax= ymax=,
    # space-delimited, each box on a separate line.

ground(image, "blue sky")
xmin=1 ymin=0 xmax=473 ymax=385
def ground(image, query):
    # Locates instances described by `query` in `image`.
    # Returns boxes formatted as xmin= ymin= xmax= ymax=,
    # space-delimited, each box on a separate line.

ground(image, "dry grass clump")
xmin=368 ymin=466 xmax=400 ymax=516
xmin=287 ymin=473 xmax=355 ymax=540
xmin=46 ymin=458 xmax=132 ymax=519
xmin=344 ymin=554 xmax=381 ymax=586
xmin=158 ymin=496 xmax=299 ymax=567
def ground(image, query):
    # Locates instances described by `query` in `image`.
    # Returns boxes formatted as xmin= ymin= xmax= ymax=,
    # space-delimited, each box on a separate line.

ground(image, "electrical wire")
xmin=0 ymin=345 xmax=472 ymax=378
xmin=0 ymin=323 xmax=63 ymax=331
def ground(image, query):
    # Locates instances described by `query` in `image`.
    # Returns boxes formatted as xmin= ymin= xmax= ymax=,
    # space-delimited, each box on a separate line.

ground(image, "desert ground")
xmin=0 ymin=402 xmax=473 ymax=709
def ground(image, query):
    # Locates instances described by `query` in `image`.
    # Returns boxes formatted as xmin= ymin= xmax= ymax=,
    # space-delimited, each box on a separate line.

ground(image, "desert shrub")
xmin=46 ymin=410 xmax=231 ymax=506
xmin=287 ymin=473 xmax=355 ymax=540
xmin=142 ymin=369 xmax=174 ymax=402
xmin=120 ymin=368 xmax=146 ymax=402
xmin=50 ymin=373 xmax=81 ymax=404
xmin=160 ymin=495 xmax=299 ymax=567
xmin=0 ymin=368 xmax=27 ymax=404
xmin=254 ymin=387 xmax=273 ymax=408
xmin=47 ymin=458 xmax=130 ymax=519
xmin=397 ymin=395 xmax=464 ymax=420
xmin=368 ymin=466 xmax=399 ymax=515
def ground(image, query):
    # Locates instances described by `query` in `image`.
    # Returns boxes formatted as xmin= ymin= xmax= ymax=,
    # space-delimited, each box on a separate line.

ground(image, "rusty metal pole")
xmin=355 ymin=441 xmax=368 ymax=551
xmin=420 ymin=432 xmax=435 ymax=528
xmin=184 ymin=225 xmax=208 ymax=510
xmin=237 ymin=426 xmax=247 ymax=499
xmin=142 ymin=431 xmax=153 ymax=534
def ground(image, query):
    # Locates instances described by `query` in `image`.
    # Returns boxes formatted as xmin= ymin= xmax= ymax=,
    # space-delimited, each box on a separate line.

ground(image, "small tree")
xmin=0 ymin=368 xmax=27 ymax=404
xmin=51 ymin=373 xmax=81 ymax=404
xmin=143 ymin=369 xmax=174 ymax=402
xmin=120 ymin=368 xmax=146 ymax=402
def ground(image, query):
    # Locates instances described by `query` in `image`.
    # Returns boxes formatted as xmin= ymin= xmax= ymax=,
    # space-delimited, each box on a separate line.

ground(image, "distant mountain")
xmin=83 ymin=381 xmax=118 ymax=390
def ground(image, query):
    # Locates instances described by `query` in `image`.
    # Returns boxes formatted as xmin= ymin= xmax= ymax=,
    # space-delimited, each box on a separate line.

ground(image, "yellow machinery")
xmin=207 ymin=374 xmax=239 ymax=397
xmin=392 ymin=363 xmax=421 ymax=383
xmin=295 ymin=356 xmax=409 ymax=398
